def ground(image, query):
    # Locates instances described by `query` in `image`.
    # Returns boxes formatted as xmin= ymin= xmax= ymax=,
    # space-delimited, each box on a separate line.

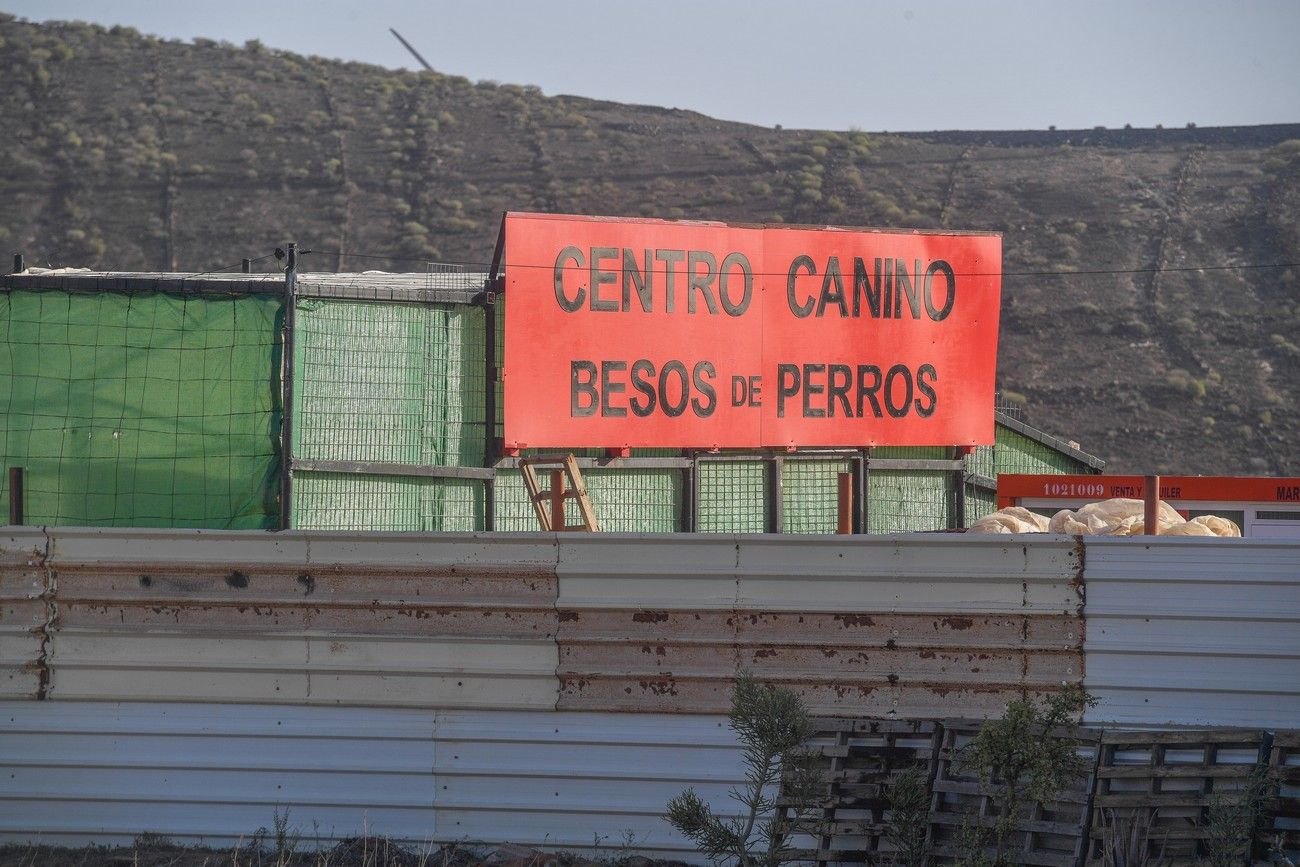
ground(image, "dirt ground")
xmin=0 ymin=838 xmax=689 ymax=867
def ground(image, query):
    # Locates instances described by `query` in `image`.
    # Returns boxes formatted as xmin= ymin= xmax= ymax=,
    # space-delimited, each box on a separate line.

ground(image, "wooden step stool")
xmin=519 ymin=454 xmax=600 ymax=532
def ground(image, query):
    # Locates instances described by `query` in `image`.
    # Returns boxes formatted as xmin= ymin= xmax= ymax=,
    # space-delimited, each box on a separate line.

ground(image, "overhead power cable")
xmin=299 ymin=249 xmax=1298 ymax=280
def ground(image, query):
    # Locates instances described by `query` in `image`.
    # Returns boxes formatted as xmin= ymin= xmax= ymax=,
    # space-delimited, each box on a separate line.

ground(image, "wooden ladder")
xmin=520 ymin=454 xmax=600 ymax=532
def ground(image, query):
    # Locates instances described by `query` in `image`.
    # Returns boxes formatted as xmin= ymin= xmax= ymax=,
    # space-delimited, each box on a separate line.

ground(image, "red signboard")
xmin=997 ymin=474 xmax=1300 ymax=509
xmin=502 ymin=212 xmax=1001 ymax=450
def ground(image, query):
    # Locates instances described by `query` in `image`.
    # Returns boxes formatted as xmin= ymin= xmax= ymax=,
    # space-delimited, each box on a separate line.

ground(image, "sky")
xmin=5 ymin=0 xmax=1300 ymax=132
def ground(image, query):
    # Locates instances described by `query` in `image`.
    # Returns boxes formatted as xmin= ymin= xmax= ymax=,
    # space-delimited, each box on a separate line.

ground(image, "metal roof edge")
xmin=994 ymin=410 xmax=1106 ymax=471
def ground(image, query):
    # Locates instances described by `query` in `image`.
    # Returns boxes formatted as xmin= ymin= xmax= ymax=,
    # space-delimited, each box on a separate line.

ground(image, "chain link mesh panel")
xmin=491 ymin=466 xmax=682 ymax=532
xmin=782 ymin=458 xmax=851 ymax=534
xmin=293 ymin=472 xmax=484 ymax=531
xmin=964 ymin=484 xmax=998 ymax=524
xmin=698 ymin=459 xmax=769 ymax=533
xmin=867 ymin=470 xmax=953 ymax=533
xmin=0 ymin=289 xmax=280 ymax=528
xmin=994 ymin=424 xmax=1083 ymax=475
xmin=294 ymin=299 xmax=486 ymax=467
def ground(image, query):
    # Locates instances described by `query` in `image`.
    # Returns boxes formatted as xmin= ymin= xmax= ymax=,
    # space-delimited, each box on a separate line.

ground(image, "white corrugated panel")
xmin=0 ymin=701 xmax=437 ymax=844
xmin=1083 ymin=537 xmax=1300 ymax=728
xmin=556 ymin=533 xmax=1082 ymax=613
xmin=0 ymin=701 xmax=741 ymax=859
xmin=433 ymin=710 xmax=743 ymax=854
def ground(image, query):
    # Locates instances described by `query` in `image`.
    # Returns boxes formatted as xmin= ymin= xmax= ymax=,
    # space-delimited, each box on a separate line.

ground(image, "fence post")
xmin=767 ymin=455 xmax=784 ymax=533
xmin=241 ymin=258 xmax=251 ymax=273
xmin=953 ymin=446 xmax=970 ymax=529
xmin=836 ymin=472 xmax=853 ymax=535
xmin=482 ymin=284 xmax=498 ymax=531
xmin=1143 ymin=474 xmax=1160 ymax=535
xmin=860 ymin=448 xmax=871 ymax=533
xmin=680 ymin=451 xmax=697 ymax=532
xmin=549 ymin=470 xmax=565 ymax=531
xmin=7 ymin=467 xmax=22 ymax=525
xmin=11 ymin=253 xmax=22 ymax=273
xmin=279 ymin=243 xmax=297 ymax=530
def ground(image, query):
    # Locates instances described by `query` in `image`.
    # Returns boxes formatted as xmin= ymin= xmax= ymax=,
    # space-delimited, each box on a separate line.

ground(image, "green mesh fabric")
xmin=0 ymin=290 xmax=280 ymax=528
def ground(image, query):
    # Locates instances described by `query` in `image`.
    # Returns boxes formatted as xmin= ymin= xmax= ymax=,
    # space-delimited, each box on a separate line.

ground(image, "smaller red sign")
xmin=997 ymin=474 xmax=1300 ymax=509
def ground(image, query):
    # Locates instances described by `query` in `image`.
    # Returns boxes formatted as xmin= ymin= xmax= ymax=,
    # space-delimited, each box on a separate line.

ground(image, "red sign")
xmin=998 ymin=475 xmax=1300 ymax=509
xmin=502 ymin=212 xmax=1001 ymax=450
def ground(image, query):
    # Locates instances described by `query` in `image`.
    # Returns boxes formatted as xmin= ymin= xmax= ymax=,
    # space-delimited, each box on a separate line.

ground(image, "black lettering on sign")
xmin=925 ymin=260 xmax=956 ymax=320
xmin=731 ymin=375 xmax=749 ymax=407
xmin=660 ymin=360 xmax=690 ymax=418
xmin=655 ymin=249 xmax=685 ymax=313
xmin=816 ymin=257 xmax=848 ymax=318
xmin=776 ymin=364 xmax=800 ymax=417
xmin=687 ymin=251 xmax=720 ymax=315
xmin=622 ymin=248 xmax=653 ymax=313
xmin=853 ymin=258 xmax=882 ymax=318
xmin=600 ymin=360 xmax=627 ymax=417
xmin=554 ymin=246 xmax=586 ymax=312
xmin=691 ymin=362 xmax=717 ymax=417
xmin=630 ymin=360 xmax=657 ymax=417
xmin=589 ymin=247 xmax=619 ymax=312
xmin=856 ymin=365 xmax=883 ymax=417
xmin=802 ymin=364 xmax=826 ymax=418
xmin=915 ymin=364 xmax=937 ymax=417
xmin=718 ymin=252 xmax=753 ymax=317
xmin=895 ymin=259 xmax=920 ymax=319
xmin=1278 ymin=486 xmax=1300 ymax=502
xmin=786 ymin=256 xmax=816 ymax=318
xmin=828 ymin=364 xmax=852 ymax=417
xmin=883 ymin=363 xmax=913 ymax=418
xmin=571 ymin=360 xmax=597 ymax=417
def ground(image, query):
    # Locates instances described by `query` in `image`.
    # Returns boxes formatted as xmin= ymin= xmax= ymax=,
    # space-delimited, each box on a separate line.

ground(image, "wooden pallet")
xmin=778 ymin=718 xmax=941 ymax=865
xmin=1087 ymin=729 xmax=1271 ymax=865
xmin=519 ymin=454 xmax=599 ymax=531
xmin=1264 ymin=731 xmax=1300 ymax=860
xmin=928 ymin=721 xmax=1101 ymax=867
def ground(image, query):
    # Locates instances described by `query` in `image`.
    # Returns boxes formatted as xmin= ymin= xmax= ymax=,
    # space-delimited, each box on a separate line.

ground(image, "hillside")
xmin=2 ymin=14 xmax=1298 ymax=475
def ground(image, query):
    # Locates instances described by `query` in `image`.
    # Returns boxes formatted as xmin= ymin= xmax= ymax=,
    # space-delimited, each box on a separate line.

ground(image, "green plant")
xmin=885 ymin=764 xmax=931 ymax=867
xmin=1203 ymin=763 xmax=1275 ymax=867
xmin=666 ymin=672 xmax=821 ymax=866
xmin=1096 ymin=807 xmax=1168 ymax=867
xmin=954 ymin=684 xmax=1097 ymax=867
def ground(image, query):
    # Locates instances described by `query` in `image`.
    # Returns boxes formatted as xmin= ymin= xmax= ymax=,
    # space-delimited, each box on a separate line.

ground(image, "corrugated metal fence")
xmin=2 ymin=528 xmax=1297 ymax=855
xmin=1083 ymin=536 xmax=1300 ymax=728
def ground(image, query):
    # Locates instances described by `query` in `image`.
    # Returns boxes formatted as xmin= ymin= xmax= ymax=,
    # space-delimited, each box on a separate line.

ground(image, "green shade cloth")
xmin=1 ymin=290 xmax=281 ymax=528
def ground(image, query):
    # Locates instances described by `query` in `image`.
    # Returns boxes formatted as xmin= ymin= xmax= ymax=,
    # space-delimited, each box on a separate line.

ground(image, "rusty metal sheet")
xmin=46 ymin=630 xmax=558 ymax=709
xmin=0 ymin=530 xmax=50 ymax=699
xmin=555 ymin=534 xmax=1084 ymax=715
xmin=35 ymin=528 xmax=561 ymax=710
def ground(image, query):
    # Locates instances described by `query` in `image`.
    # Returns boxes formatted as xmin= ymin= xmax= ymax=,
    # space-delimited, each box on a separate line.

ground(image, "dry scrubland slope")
xmin=2 ymin=15 xmax=1298 ymax=475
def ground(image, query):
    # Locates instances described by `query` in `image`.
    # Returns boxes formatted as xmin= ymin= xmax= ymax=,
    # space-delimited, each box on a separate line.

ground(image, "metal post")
xmin=549 ymin=470 xmax=565 ymax=531
xmin=836 ymin=472 xmax=853 ymax=535
xmin=680 ymin=451 xmax=697 ymax=533
xmin=953 ymin=446 xmax=967 ymax=529
xmin=1143 ymin=474 xmax=1160 ymax=535
xmin=7 ymin=467 xmax=22 ymax=525
xmin=854 ymin=453 xmax=866 ymax=534
xmin=11 ymin=253 xmax=22 ymax=274
xmin=860 ymin=448 xmax=872 ymax=533
xmin=482 ymin=289 xmax=497 ymax=531
xmin=768 ymin=456 xmax=784 ymax=533
xmin=279 ymin=243 xmax=297 ymax=530
xmin=241 ymin=258 xmax=252 ymax=273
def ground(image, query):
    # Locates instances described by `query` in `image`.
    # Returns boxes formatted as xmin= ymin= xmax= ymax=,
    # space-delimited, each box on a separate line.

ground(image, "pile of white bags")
xmin=969 ymin=498 xmax=1241 ymax=537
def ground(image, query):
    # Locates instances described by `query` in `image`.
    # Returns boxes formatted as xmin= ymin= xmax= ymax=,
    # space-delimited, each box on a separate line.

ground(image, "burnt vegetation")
xmin=2 ymin=14 xmax=1298 ymax=474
